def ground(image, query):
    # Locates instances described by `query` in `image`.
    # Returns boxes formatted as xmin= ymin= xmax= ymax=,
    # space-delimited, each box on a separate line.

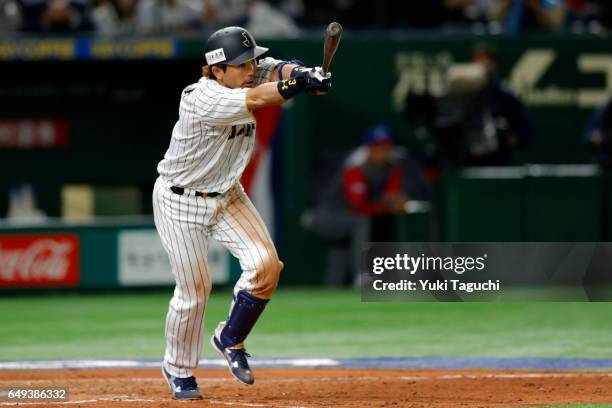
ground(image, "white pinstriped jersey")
xmin=157 ymin=57 xmax=281 ymax=193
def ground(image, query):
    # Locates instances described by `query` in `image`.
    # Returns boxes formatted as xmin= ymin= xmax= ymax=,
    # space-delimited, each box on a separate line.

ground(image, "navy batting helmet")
xmin=204 ymin=26 xmax=268 ymax=66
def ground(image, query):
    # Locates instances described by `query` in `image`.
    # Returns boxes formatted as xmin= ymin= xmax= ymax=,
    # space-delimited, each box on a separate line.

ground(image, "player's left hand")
xmin=291 ymin=66 xmax=331 ymax=95
xmin=308 ymin=67 xmax=332 ymax=95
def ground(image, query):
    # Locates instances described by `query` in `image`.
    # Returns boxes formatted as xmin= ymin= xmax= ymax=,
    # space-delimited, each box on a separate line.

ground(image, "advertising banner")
xmin=118 ymin=229 xmax=229 ymax=286
xmin=0 ymin=234 xmax=80 ymax=287
xmin=0 ymin=119 xmax=69 ymax=149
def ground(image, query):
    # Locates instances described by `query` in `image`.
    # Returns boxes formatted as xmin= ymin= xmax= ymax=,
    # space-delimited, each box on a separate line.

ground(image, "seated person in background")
xmin=91 ymin=0 xmax=136 ymax=35
xmin=134 ymin=0 xmax=203 ymax=33
xmin=20 ymin=0 xmax=92 ymax=32
xmin=584 ymin=97 xmax=612 ymax=169
xmin=303 ymin=125 xmax=430 ymax=286
xmin=343 ymin=125 xmax=410 ymax=242
xmin=491 ymin=0 xmax=567 ymax=32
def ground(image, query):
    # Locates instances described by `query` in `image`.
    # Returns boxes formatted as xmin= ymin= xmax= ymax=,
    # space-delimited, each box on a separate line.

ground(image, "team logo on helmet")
xmin=241 ymin=31 xmax=251 ymax=47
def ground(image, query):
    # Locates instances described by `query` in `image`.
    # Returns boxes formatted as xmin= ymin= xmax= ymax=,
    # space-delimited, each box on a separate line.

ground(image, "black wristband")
xmin=278 ymin=60 xmax=306 ymax=80
xmin=277 ymin=77 xmax=305 ymax=100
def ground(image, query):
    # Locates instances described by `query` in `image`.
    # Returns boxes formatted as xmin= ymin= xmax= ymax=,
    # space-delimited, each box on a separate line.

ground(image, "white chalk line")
xmin=406 ymin=372 xmax=612 ymax=380
xmin=0 ymin=396 xmax=157 ymax=406
xmin=0 ymin=395 xmax=310 ymax=408
xmin=1 ymin=372 xmax=611 ymax=388
xmin=0 ymin=359 xmax=339 ymax=371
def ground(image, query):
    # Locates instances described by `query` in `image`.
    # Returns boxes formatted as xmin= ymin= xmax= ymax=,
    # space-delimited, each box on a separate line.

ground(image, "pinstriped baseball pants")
xmin=152 ymin=176 xmax=283 ymax=378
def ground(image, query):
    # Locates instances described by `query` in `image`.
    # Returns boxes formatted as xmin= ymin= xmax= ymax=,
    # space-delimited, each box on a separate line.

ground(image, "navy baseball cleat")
xmin=211 ymin=328 xmax=255 ymax=385
xmin=162 ymin=366 xmax=202 ymax=400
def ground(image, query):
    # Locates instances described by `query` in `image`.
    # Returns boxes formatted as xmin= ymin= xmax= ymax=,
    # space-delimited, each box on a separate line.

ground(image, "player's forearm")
xmin=248 ymin=62 xmax=304 ymax=110
xmin=245 ymin=82 xmax=286 ymax=111
xmin=247 ymin=67 xmax=330 ymax=111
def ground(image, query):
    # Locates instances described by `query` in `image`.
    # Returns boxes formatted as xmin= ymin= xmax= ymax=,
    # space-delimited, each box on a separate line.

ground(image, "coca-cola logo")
xmin=0 ymin=235 xmax=80 ymax=287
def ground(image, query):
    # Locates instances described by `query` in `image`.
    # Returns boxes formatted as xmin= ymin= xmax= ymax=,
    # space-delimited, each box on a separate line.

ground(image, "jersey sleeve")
xmin=194 ymin=80 xmax=253 ymax=126
xmin=255 ymin=57 xmax=283 ymax=85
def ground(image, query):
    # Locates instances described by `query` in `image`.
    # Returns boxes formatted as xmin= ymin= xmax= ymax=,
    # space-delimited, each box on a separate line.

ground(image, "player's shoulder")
xmin=257 ymin=56 xmax=281 ymax=66
xmin=185 ymin=77 xmax=250 ymax=116
xmin=196 ymin=77 xmax=247 ymax=96
xmin=183 ymin=78 xmax=225 ymax=106
xmin=181 ymin=81 xmax=199 ymax=96
xmin=195 ymin=76 xmax=217 ymax=92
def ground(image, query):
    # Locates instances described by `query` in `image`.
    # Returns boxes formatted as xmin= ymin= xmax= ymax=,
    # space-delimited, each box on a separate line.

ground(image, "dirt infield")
xmin=1 ymin=368 xmax=611 ymax=407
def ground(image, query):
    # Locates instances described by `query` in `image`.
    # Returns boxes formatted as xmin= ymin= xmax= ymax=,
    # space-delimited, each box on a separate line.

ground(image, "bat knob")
xmin=326 ymin=22 xmax=343 ymax=37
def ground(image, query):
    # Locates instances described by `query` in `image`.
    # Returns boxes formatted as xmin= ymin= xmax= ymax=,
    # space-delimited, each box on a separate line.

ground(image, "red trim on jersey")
xmin=342 ymin=165 xmax=403 ymax=215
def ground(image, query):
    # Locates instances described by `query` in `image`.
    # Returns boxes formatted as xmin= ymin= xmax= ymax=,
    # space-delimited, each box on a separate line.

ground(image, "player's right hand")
xmin=290 ymin=66 xmax=331 ymax=95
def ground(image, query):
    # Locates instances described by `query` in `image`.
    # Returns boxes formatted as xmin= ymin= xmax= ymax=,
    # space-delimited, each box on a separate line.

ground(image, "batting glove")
xmin=290 ymin=66 xmax=332 ymax=95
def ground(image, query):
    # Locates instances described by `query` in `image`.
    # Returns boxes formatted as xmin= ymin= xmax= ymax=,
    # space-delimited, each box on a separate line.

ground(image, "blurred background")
xmin=1 ymin=0 xmax=612 ymax=291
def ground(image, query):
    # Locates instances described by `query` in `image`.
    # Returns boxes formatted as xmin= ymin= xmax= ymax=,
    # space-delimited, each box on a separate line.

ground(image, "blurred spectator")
xmin=20 ymin=0 xmax=93 ymax=32
xmin=246 ymin=0 xmax=299 ymax=38
xmin=134 ymin=0 xmax=203 ymax=33
xmin=566 ymin=0 xmax=595 ymax=29
xmin=91 ymin=0 xmax=135 ymax=35
xmin=11 ymin=0 xmax=611 ymax=34
xmin=277 ymin=0 xmax=302 ymax=22
xmin=441 ymin=0 xmax=502 ymax=29
xmin=567 ymin=0 xmax=612 ymax=32
xmin=584 ymin=97 xmax=612 ymax=168
xmin=203 ymin=0 xmax=249 ymax=27
xmin=491 ymin=0 xmax=567 ymax=32
xmin=302 ymin=126 xmax=431 ymax=286
xmin=0 ymin=0 xmax=21 ymax=31
xmin=404 ymin=44 xmax=532 ymax=169
xmin=466 ymin=43 xmax=532 ymax=165
xmin=6 ymin=184 xmax=47 ymax=224
xmin=301 ymin=0 xmax=483 ymax=29
xmin=399 ymin=1 xmax=461 ymax=28
xmin=202 ymin=0 xmax=299 ymax=32
xmin=342 ymin=126 xmax=410 ymax=242
xmin=299 ymin=0 xmax=565 ymax=31
xmin=592 ymin=0 xmax=612 ymax=29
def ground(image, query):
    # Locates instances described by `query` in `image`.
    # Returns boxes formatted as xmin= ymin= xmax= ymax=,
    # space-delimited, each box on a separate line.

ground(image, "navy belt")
xmin=170 ymin=186 xmax=221 ymax=198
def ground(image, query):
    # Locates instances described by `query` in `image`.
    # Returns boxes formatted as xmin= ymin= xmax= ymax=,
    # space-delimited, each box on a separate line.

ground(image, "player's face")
xmin=217 ymin=59 xmax=257 ymax=89
xmin=368 ymin=142 xmax=393 ymax=167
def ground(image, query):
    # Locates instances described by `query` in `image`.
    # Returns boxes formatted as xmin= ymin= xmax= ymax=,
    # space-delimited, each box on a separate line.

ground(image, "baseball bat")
xmin=322 ymin=22 xmax=343 ymax=75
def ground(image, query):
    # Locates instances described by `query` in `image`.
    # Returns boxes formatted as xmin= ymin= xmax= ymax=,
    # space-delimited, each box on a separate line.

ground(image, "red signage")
xmin=0 ymin=234 xmax=80 ymax=287
xmin=0 ymin=119 xmax=69 ymax=149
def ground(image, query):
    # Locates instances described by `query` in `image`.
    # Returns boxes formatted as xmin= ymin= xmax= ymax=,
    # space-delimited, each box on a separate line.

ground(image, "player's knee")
xmin=272 ymin=259 xmax=284 ymax=284
xmin=194 ymin=277 xmax=212 ymax=303
xmin=253 ymin=259 xmax=283 ymax=299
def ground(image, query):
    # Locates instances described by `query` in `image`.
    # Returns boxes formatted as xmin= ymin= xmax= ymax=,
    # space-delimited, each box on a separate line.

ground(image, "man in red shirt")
xmin=343 ymin=126 xmax=408 ymax=226
xmin=303 ymin=125 xmax=430 ymax=286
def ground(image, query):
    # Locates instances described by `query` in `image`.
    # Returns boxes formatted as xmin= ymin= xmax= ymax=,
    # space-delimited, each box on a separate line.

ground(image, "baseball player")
xmin=153 ymin=26 xmax=331 ymax=400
